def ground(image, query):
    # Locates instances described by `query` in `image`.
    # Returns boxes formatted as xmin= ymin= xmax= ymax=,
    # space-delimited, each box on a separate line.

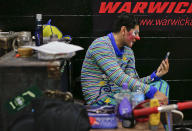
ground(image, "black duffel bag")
xmin=8 ymin=97 xmax=91 ymax=131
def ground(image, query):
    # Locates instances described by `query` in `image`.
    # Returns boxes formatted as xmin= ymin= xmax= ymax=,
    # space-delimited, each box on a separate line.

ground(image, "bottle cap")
xmin=122 ymin=83 xmax=128 ymax=90
xmin=36 ymin=14 xmax=42 ymax=20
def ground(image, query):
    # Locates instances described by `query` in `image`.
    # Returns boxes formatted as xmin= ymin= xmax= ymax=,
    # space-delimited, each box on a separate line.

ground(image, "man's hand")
xmin=156 ymin=58 xmax=169 ymax=77
xmin=154 ymin=91 xmax=168 ymax=105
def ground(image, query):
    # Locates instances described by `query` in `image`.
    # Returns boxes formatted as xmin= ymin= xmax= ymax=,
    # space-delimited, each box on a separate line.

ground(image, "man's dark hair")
xmin=112 ymin=13 xmax=138 ymax=33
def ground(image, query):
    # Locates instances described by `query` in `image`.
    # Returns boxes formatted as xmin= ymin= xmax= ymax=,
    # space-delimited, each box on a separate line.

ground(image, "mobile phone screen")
xmin=165 ymin=52 xmax=170 ymax=59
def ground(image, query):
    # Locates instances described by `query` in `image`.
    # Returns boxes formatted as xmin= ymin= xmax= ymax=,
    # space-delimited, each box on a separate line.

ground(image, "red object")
xmin=136 ymin=117 xmax=149 ymax=122
xmin=133 ymin=107 xmax=158 ymax=117
xmin=134 ymin=101 xmax=192 ymax=118
xmin=89 ymin=117 xmax=96 ymax=125
xmin=135 ymin=36 xmax=140 ymax=40
xmin=178 ymin=101 xmax=192 ymax=110
xmin=15 ymin=54 xmax=20 ymax=58
xmin=133 ymin=99 xmax=150 ymax=122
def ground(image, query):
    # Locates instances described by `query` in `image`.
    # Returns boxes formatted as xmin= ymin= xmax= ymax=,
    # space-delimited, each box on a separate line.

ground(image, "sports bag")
xmin=33 ymin=98 xmax=91 ymax=131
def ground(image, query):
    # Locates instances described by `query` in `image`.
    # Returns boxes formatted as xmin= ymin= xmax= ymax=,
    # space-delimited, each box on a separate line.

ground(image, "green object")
xmin=5 ymin=86 xmax=42 ymax=113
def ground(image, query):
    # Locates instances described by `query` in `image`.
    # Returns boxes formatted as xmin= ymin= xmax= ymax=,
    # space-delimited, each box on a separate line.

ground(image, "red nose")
xmin=135 ymin=36 xmax=140 ymax=40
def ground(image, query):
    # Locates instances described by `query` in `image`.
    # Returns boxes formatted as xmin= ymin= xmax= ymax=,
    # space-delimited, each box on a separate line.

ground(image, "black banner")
xmin=92 ymin=0 xmax=192 ymax=36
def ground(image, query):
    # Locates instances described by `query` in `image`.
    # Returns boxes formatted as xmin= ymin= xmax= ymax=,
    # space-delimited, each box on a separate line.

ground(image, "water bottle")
xmin=114 ymin=83 xmax=131 ymax=103
xmin=131 ymin=87 xmax=145 ymax=109
xmin=35 ymin=14 xmax=43 ymax=46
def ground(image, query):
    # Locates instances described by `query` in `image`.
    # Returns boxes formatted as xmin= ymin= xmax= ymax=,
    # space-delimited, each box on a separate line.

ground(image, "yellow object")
xmin=149 ymin=99 xmax=160 ymax=126
xmin=63 ymin=35 xmax=72 ymax=40
xmin=43 ymin=25 xmax=63 ymax=39
xmin=99 ymin=81 xmax=106 ymax=86
xmin=123 ymin=56 xmax=127 ymax=61
xmin=18 ymin=48 xmax=33 ymax=57
xmin=105 ymin=98 xmax=111 ymax=104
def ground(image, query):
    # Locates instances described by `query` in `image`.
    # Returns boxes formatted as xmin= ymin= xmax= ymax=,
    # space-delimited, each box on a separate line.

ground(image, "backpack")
xmin=8 ymin=113 xmax=34 ymax=131
xmin=8 ymin=98 xmax=90 ymax=131
xmin=32 ymin=98 xmax=91 ymax=131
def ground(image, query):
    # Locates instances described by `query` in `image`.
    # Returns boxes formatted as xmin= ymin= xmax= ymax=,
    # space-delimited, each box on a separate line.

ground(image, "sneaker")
xmin=161 ymin=110 xmax=184 ymax=125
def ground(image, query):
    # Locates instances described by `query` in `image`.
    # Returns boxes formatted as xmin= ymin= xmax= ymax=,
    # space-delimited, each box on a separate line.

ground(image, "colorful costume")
xmin=81 ymin=33 xmax=169 ymax=106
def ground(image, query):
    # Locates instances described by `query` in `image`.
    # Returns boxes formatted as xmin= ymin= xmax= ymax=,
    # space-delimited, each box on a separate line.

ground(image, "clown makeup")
xmin=123 ymin=26 xmax=140 ymax=48
xmin=132 ymin=30 xmax=139 ymax=37
xmin=132 ymin=30 xmax=140 ymax=40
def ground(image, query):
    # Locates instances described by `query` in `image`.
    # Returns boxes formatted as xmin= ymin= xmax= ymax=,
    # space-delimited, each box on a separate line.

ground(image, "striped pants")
xmin=93 ymin=80 xmax=169 ymax=106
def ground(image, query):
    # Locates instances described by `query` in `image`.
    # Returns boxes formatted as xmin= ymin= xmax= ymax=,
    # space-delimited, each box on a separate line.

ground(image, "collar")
xmin=107 ymin=32 xmax=124 ymax=57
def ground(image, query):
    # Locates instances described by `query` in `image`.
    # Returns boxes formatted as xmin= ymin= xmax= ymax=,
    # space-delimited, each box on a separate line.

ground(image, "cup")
xmin=12 ymin=31 xmax=32 ymax=52
xmin=17 ymin=47 xmax=33 ymax=57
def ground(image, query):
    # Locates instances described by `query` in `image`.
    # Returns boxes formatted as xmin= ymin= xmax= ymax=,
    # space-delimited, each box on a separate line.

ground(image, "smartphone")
xmin=165 ymin=52 xmax=170 ymax=59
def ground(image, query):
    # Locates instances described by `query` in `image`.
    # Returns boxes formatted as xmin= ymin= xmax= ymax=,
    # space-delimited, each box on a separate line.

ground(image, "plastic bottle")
xmin=35 ymin=14 xmax=43 ymax=46
xmin=121 ymin=83 xmax=131 ymax=93
xmin=131 ymin=86 xmax=145 ymax=109
xmin=114 ymin=83 xmax=131 ymax=103
xmin=114 ymin=83 xmax=135 ymax=128
xmin=118 ymin=96 xmax=135 ymax=128
xmin=119 ymin=97 xmax=132 ymax=118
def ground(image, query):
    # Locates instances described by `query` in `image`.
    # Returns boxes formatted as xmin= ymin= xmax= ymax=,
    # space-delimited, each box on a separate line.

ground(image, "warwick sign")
xmin=99 ymin=2 xmax=192 ymax=14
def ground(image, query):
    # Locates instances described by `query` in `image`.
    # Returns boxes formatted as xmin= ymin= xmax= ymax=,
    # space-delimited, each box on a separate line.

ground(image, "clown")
xmin=81 ymin=13 xmax=169 ymax=106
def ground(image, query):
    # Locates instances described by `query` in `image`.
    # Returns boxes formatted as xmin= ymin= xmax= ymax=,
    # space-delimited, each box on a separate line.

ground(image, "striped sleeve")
xmin=138 ymin=75 xmax=153 ymax=84
xmin=89 ymin=42 xmax=151 ymax=94
xmin=137 ymin=72 xmax=160 ymax=84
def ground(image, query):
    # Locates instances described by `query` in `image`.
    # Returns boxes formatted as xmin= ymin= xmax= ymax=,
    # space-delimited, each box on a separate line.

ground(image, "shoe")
xmin=160 ymin=110 xmax=184 ymax=125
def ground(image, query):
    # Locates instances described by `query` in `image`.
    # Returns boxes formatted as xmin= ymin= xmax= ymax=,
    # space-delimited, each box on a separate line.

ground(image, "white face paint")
xmin=124 ymin=25 xmax=140 ymax=48
xmin=132 ymin=30 xmax=139 ymax=37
